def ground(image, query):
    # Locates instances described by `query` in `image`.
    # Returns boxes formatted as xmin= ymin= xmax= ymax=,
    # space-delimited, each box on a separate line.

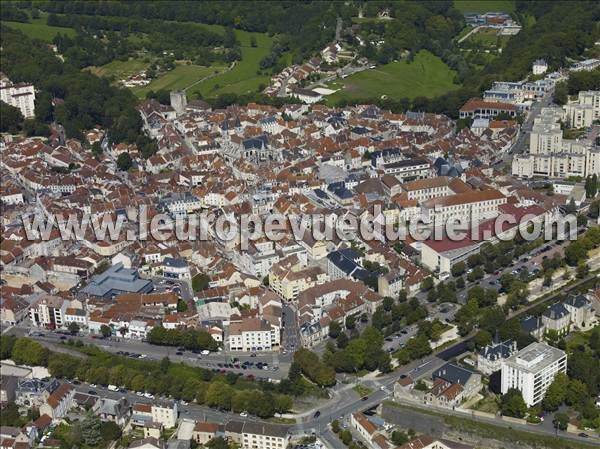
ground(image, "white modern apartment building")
xmin=563 ymin=91 xmax=600 ymax=128
xmin=512 ymin=106 xmax=600 ymax=179
xmin=151 ymin=401 xmax=178 ymax=428
xmin=29 ymin=295 xmax=71 ymax=328
xmin=0 ymin=79 xmax=36 ymax=118
xmin=501 ymin=342 xmax=567 ymax=407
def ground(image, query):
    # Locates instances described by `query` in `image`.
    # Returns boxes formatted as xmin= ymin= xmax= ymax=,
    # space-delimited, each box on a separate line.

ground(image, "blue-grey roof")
xmin=543 ymin=302 xmax=569 ymax=320
xmin=314 ymin=188 xmax=328 ymax=199
xmin=521 ymin=315 xmax=543 ymax=333
xmin=80 ymin=263 xmax=153 ymax=298
xmin=565 ymin=294 xmax=590 ymax=309
xmin=433 ymin=363 xmax=475 ymax=385
xmin=351 ymin=126 xmax=370 ymax=135
xmin=327 ymin=249 xmax=368 ymax=281
xmin=243 ymin=135 xmax=268 ymax=150
xmin=163 ymin=257 xmax=188 ymax=268
xmin=478 ymin=340 xmax=515 ymax=361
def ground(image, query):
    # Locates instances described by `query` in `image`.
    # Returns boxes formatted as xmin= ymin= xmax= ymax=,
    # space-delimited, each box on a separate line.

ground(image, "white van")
xmin=108 ymin=385 xmax=119 ymax=392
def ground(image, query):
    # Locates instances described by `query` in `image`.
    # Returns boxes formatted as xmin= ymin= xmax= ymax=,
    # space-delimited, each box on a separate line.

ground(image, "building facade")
xmin=501 ymin=342 xmax=567 ymax=407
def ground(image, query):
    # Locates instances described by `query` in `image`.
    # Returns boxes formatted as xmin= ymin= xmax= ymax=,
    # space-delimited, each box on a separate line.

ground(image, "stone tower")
xmin=170 ymin=90 xmax=187 ymax=116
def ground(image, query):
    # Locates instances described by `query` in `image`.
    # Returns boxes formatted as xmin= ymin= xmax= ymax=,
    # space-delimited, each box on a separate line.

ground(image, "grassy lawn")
xmin=352 ymin=384 xmax=373 ymax=397
xmin=453 ymin=0 xmax=515 ymax=14
xmin=2 ymin=17 xmax=76 ymax=41
xmin=566 ymin=328 xmax=594 ymax=353
xmin=325 ymin=50 xmax=460 ymax=105
xmin=87 ymin=59 xmax=149 ymax=81
xmin=133 ymin=63 xmax=226 ymax=98
xmin=463 ymin=27 xmax=510 ymax=49
xmin=471 ymin=394 xmax=500 ymax=414
xmin=187 ymin=27 xmax=276 ymax=98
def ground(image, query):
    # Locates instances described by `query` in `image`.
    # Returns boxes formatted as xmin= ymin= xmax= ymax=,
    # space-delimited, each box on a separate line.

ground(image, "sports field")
xmin=325 ymin=51 xmax=460 ymax=105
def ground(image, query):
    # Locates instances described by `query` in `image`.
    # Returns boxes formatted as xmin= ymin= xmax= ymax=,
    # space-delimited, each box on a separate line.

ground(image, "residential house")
xmin=39 ymin=383 xmax=75 ymax=420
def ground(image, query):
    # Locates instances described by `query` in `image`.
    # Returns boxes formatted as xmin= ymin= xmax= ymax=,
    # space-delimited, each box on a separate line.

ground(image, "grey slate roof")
xmin=433 ymin=363 xmax=476 ymax=385
xmin=543 ymin=302 xmax=569 ymax=320
xmin=80 ymin=263 xmax=153 ymax=298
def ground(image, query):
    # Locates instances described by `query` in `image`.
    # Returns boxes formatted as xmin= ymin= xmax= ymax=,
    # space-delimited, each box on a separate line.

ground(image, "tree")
xmin=192 ymin=273 xmax=210 ymax=292
xmin=553 ymin=81 xmax=568 ymax=105
xmin=383 ymin=297 xmax=394 ymax=311
xmin=206 ymin=437 xmax=229 ymax=449
xmin=0 ymin=101 xmax=23 ymax=133
xmin=177 ymin=300 xmax=188 ymax=312
xmin=11 ymin=338 xmax=49 ymax=366
xmin=472 ymin=330 xmax=492 ymax=349
xmin=338 ymin=429 xmax=352 ymax=445
xmin=345 ymin=315 xmax=356 ymax=330
xmin=336 ymin=332 xmax=349 ymax=349
xmin=585 ymin=174 xmax=598 ymax=198
xmin=391 ymin=430 xmax=409 ymax=446
xmin=331 ymin=420 xmax=340 ymax=433
xmin=81 ymin=414 xmax=103 ymax=446
xmin=500 ymin=388 xmax=527 ymax=418
xmin=552 ymin=412 xmax=569 ymax=432
xmin=329 ymin=321 xmax=342 ymax=339
xmin=1 ymin=335 xmax=16 ymax=359
xmin=116 ymin=152 xmax=132 ymax=171
xmin=451 ymin=261 xmax=466 ymax=277
xmin=68 ymin=322 xmax=80 ymax=335
xmin=100 ymin=324 xmax=112 ymax=338
xmin=542 ymin=373 xmax=568 ymax=412
xmin=565 ymin=379 xmax=588 ymax=406
xmin=420 ymin=277 xmax=434 ymax=291
xmin=99 ymin=421 xmax=122 ymax=442
xmin=467 ymin=267 xmax=485 ymax=282
xmin=576 ymin=261 xmax=589 ymax=279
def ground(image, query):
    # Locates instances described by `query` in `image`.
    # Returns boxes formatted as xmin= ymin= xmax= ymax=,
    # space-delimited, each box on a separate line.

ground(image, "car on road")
xmin=240 ymin=411 xmax=248 ymax=417
xmin=380 ymin=386 xmax=386 ymax=391
xmin=361 ymin=396 xmax=368 ymax=401
xmin=201 ymin=350 xmax=210 ymax=355
xmin=175 ymin=351 xmax=183 ymax=356
xmin=578 ymin=433 xmax=589 ymax=438
xmin=88 ymin=390 xmax=97 ymax=395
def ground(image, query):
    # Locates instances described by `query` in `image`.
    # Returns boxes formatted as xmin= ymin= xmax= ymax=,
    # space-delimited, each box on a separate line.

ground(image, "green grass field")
xmin=2 ymin=17 xmax=76 ymax=41
xmin=87 ymin=59 xmax=149 ymax=81
xmin=325 ymin=50 xmax=460 ymax=105
xmin=463 ymin=27 xmax=511 ymax=49
xmin=453 ymin=0 xmax=515 ymax=13
xmin=186 ymin=26 xmax=276 ymax=98
xmin=133 ymin=64 xmax=226 ymax=97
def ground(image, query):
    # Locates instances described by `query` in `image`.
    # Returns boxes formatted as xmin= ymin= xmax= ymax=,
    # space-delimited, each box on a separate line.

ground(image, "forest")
xmin=1 ymin=25 xmax=157 ymax=154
